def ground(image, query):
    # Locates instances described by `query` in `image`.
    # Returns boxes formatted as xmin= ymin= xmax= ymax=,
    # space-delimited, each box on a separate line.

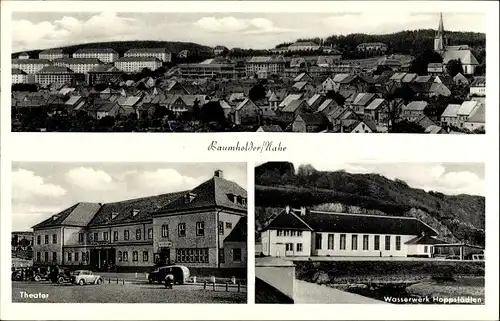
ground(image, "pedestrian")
xmin=164 ymin=274 xmax=174 ymax=289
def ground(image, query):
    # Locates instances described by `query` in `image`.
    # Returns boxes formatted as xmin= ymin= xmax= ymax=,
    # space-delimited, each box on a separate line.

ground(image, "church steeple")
xmin=434 ymin=12 xmax=447 ymax=54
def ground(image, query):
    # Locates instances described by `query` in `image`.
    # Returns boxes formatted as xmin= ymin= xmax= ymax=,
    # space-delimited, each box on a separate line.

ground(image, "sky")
xmin=11 ymin=162 xmax=247 ymax=232
xmin=290 ymin=162 xmax=485 ymax=197
xmin=11 ymin=12 xmax=486 ymax=52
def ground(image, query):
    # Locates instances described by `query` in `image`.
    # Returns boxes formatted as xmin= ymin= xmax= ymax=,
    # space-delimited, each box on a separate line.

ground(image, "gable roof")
xmin=298 ymin=210 xmax=437 ymax=236
xmin=441 ymin=104 xmax=461 ymax=118
xmin=155 ymin=176 xmax=247 ymax=215
xmin=470 ymin=76 xmax=485 ymax=87
xmin=442 ymin=49 xmax=479 ymax=65
xmin=457 ymin=101 xmax=479 ymax=116
xmin=405 ymin=234 xmax=447 ymax=245
xmin=261 ymin=209 xmax=313 ymax=231
xmin=306 ymin=94 xmax=323 ymax=106
xmin=281 ymin=99 xmax=307 ymax=113
xmin=292 ymin=81 xmax=308 ymax=90
xmin=296 ymin=113 xmax=329 ymax=126
xmin=279 ymin=94 xmax=302 ymax=108
xmin=365 ymin=98 xmax=386 ymax=111
xmin=352 ymin=93 xmax=376 ymax=106
xmin=403 ymin=101 xmax=428 ymax=111
xmin=258 ymin=125 xmax=283 ymax=132
xmin=316 ymin=99 xmax=336 ymax=112
xmin=224 ymin=217 xmax=247 ymax=243
xmin=87 ymin=191 xmax=186 ymax=227
xmin=236 ymin=98 xmax=257 ymax=111
xmin=466 ymin=103 xmax=485 ymax=123
xmin=32 ymin=202 xmax=101 ymax=229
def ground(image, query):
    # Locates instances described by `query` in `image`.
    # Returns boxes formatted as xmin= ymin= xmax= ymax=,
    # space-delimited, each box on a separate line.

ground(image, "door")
xmin=158 ymin=248 xmax=170 ymax=266
xmin=285 ymin=243 xmax=294 ymax=257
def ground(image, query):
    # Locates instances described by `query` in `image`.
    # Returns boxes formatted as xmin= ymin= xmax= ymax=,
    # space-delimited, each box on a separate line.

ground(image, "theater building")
xmin=31 ymin=170 xmax=247 ymax=271
xmin=260 ymin=206 xmax=442 ymax=258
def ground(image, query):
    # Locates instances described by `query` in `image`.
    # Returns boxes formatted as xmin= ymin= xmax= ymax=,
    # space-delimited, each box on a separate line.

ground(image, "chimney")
xmin=111 ymin=212 xmax=118 ymax=220
xmin=214 ymin=170 xmax=223 ymax=178
xmin=300 ymin=207 xmax=307 ymax=216
xmin=421 ymin=231 xmax=426 ymax=237
xmin=52 ymin=215 xmax=59 ymax=221
xmin=285 ymin=205 xmax=291 ymax=214
xmin=132 ymin=209 xmax=139 ymax=217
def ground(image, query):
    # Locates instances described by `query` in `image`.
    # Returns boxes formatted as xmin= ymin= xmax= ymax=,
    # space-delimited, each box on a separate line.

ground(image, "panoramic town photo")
xmin=11 ymin=12 xmax=485 ymax=133
xmin=11 ymin=162 xmax=248 ymax=303
xmin=254 ymin=162 xmax=485 ymax=304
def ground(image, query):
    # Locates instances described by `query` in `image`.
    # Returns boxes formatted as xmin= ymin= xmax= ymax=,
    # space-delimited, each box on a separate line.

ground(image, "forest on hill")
xmin=254 ymin=162 xmax=485 ymax=246
xmin=12 ymin=40 xmax=214 ymax=62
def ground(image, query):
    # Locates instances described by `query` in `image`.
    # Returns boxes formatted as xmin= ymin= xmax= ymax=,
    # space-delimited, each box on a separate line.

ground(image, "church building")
xmin=434 ymin=13 xmax=479 ymax=75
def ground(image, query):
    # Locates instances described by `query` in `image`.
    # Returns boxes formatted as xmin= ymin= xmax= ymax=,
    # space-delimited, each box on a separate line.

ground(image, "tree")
xmin=325 ymin=90 xmax=346 ymax=106
xmin=200 ymin=101 xmax=226 ymax=123
xmin=11 ymin=235 xmax=19 ymax=247
xmin=410 ymin=49 xmax=443 ymax=75
xmin=192 ymin=99 xmax=201 ymax=120
xmin=249 ymin=83 xmax=266 ymax=102
xmin=391 ymin=120 xmax=426 ymax=133
xmin=19 ymin=238 xmax=31 ymax=249
xmin=380 ymin=82 xmax=414 ymax=131
xmin=447 ymin=59 xmax=464 ymax=77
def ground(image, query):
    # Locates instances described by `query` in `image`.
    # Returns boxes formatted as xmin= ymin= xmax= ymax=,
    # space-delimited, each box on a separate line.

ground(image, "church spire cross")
xmin=437 ymin=12 xmax=445 ymax=36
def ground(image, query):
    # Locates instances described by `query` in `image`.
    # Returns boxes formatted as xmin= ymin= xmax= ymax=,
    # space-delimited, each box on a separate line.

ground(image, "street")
xmin=12 ymin=281 xmax=246 ymax=303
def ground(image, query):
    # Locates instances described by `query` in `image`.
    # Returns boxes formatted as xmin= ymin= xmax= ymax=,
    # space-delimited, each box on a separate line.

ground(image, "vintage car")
xmin=70 ymin=270 xmax=103 ymax=286
xmin=148 ymin=265 xmax=190 ymax=285
xmin=32 ymin=266 xmax=50 ymax=282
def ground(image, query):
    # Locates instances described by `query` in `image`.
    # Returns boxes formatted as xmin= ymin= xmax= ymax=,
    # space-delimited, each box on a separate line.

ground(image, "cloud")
xmin=12 ymin=169 xmax=67 ymax=200
xmin=194 ymin=16 xmax=296 ymax=35
xmin=127 ymin=169 xmax=207 ymax=195
xmin=12 ymin=12 xmax=143 ymax=52
xmin=64 ymin=167 xmax=115 ymax=191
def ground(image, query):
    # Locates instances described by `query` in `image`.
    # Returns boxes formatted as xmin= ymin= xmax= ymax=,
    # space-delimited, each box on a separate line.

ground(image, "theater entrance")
xmin=89 ymin=248 xmax=116 ymax=271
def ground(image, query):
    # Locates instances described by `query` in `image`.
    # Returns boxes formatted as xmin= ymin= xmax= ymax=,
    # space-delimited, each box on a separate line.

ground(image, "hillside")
xmin=12 ymin=40 xmax=213 ymax=60
xmin=255 ymin=162 xmax=485 ymax=246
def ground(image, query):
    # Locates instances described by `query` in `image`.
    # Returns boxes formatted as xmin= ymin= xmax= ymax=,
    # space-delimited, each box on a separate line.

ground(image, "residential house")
xmin=12 ymin=59 xmax=52 ymax=74
xmin=53 ymin=58 xmax=102 ymax=74
xmin=469 ymin=77 xmax=485 ymax=97
xmin=321 ymin=77 xmax=335 ymax=92
xmin=114 ymin=57 xmax=162 ymax=73
xmin=427 ymin=63 xmax=444 ymax=75
xmin=234 ymin=99 xmax=260 ymax=125
xmin=414 ymin=115 xmax=446 ymax=134
xmin=12 ymin=68 xmax=28 ymax=84
xmin=39 ymin=49 xmax=69 ymax=61
xmin=316 ymin=55 xmax=341 ymax=67
xmin=18 ymin=52 xmax=30 ymax=59
xmin=279 ymin=99 xmax=309 ymax=123
xmin=337 ymin=74 xmax=372 ymax=93
xmin=341 ymin=119 xmax=377 ymax=133
xmin=222 ymin=217 xmax=247 ymax=268
xmin=278 ymin=94 xmax=303 ymax=110
xmin=256 ymin=125 xmax=283 ymax=132
xmin=453 ymin=73 xmax=469 ymax=85
xmin=401 ymin=101 xmax=430 ymax=122
xmin=213 ymin=46 xmax=229 ymax=56
xmin=291 ymin=81 xmax=315 ymax=97
xmin=440 ymin=104 xmax=461 ymax=127
xmin=464 ymin=103 xmax=485 ymax=132
xmin=292 ymin=113 xmax=330 ymax=133
xmin=178 ymin=50 xmax=189 ymax=59
xmin=356 ymin=43 xmax=388 ymax=52
xmin=124 ymin=48 xmax=172 ymax=62
xmin=364 ymin=98 xmax=389 ymax=126
xmin=95 ymin=101 xmax=124 ymax=119
xmin=73 ymin=48 xmax=119 ymax=63
xmin=293 ymin=72 xmax=312 ymax=83
xmin=245 ymin=56 xmax=286 ymax=79
xmin=35 ymin=66 xmax=76 ymax=87
xmin=260 ymin=207 xmax=441 ymax=258
xmin=457 ymin=101 xmax=481 ymax=128
xmin=428 ymin=82 xmax=451 ymax=97
xmin=290 ymin=58 xmax=308 ymax=69
xmin=327 ymin=106 xmax=359 ymax=128
xmin=288 ymin=41 xmax=321 ymax=51
xmin=349 ymin=93 xmax=377 ymax=117
xmin=306 ymin=94 xmax=325 ymax=112
xmin=315 ymin=99 xmax=339 ymax=116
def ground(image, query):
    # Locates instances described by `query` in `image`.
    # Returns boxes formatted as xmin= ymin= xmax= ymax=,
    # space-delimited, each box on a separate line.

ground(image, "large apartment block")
xmin=124 ymin=48 xmax=172 ymax=62
xmin=73 ymin=48 xmax=119 ymax=63
xmin=114 ymin=57 xmax=162 ymax=73
xmin=245 ymin=56 xmax=286 ymax=79
xmin=38 ymin=49 xmax=69 ymax=61
xmin=32 ymin=170 xmax=247 ymax=271
xmin=35 ymin=66 xmax=76 ymax=86
xmin=52 ymin=58 xmax=102 ymax=74
xmin=260 ymin=206 xmax=443 ymax=258
xmin=11 ymin=59 xmax=52 ymax=74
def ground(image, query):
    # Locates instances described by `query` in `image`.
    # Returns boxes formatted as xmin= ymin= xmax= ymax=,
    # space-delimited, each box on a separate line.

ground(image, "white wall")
xmin=311 ymin=232 xmax=414 ymax=257
xmin=406 ymin=244 xmax=433 ymax=257
xmin=33 ymin=227 xmax=64 ymax=264
xmin=262 ymin=229 xmax=312 ymax=257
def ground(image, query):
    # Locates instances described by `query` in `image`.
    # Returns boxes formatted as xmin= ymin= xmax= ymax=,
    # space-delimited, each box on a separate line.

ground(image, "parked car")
xmin=70 ymin=270 xmax=103 ymax=286
xmin=148 ymin=265 xmax=190 ymax=285
xmin=32 ymin=266 xmax=50 ymax=282
xmin=50 ymin=268 xmax=73 ymax=284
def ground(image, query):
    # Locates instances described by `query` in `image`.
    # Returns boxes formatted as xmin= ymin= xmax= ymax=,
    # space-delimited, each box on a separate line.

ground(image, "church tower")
xmin=434 ymin=12 xmax=447 ymax=54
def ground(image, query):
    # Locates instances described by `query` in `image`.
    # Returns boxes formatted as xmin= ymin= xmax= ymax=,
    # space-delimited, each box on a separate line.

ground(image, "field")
xmin=12 ymin=281 xmax=246 ymax=303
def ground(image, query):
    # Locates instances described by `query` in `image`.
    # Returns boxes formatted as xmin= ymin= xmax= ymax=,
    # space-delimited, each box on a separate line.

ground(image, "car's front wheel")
xmin=78 ymin=279 xmax=85 ymax=286
xmin=34 ymin=275 xmax=41 ymax=282
xmin=57 ymin=277 xmax=65 ymax=284
xmin=96 ymin=278 xmax=103 ymax=285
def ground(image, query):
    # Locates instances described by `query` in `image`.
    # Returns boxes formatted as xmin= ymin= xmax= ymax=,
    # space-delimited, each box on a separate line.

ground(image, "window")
xmin=178 ymin=223 xmax=186 ymax=237
xmin=196 ymin=222 xmax=205 ymax=236
xmin=103 ymin=232 xmax=109 ymax=241
xmin=315 ymin=234 xmax=322 ymax=250
xmin=218 ymin=221 xmax=224 ymax=235
xmin=123 ymin=251 xmax=128 ymax=262
xmin=286 ymin=243 xmax=293 ymax=251
xmin=143 ymin=251 xmax=149 ymax=261
xmin=44 ymin=252 xmax=48 ymax=262
xmin=75 ymin=252 xmax=79 ymax=262
xmin=37 ymin=235 xmax=41 ymax=245
xmin=424 ymin=246 xmax=428 ymax=253
xmin=297 ymin=231 xmax=303 ymax=237
xmin=291 ymin=230 xmax=296 ymax=237
xmin=328 ymin=234 xmax=335 ymax=250
xmin=52 ymin=252 xmax=57 ymax=262
xmin=219 ymin=248 xmax=225 ymax=263
xmin=284 ymin=230 xmax=291 ymax=237
xmin=67 ymin=252 xmax=72 ymax=262
xmin=176 ymin=248 xmax=209 ymax=263
xmin=44 ymin=235 xmax=49 ymax=244
xmin=52 ymin=234 xmax=57 ymax=244
xmin=363 ymin=235 xmax=369 ymax=250
xmin=93 ymin=232 xmax=98 ymax=241
xmin=233 ymin=248 xmax=242 ymax=262
xmin=136 ymin=228 xmax=142 ymax=240
xmin=118 ymin=251 xmax=122 ymax=262
xmin=124 ymin=230 xmax=130 ymax=240
xmin=276 ymin=230 xmax=283 ymax=236
xmin=113 ymin=231 xmax=118 ymax=241
xmin=225 ymin=222 xmax=232 ymax=229
xmin=385 ymin=236 xmax=391 ymax=251
xmin=339 ymin=234 xmax=346 ymax=250
xmin=374 ymin=235 xmax=380 ymax=251
xmin=87 ymin=233 xmax=92 ymax=242
xmin=161 ymin=225 xmax=169 ymax=238
xmin=352 ymin=235 xmax=358 ymax=250
xmin=78 ymin=233 xmax=84 ymax=244
xmin=297 ymin=243 xmax=303 ymax=252
xmin=133 ymin=251 xmax=138 ymax=261
xmin=37 ymin=252 xmax=41 ymax=262
xmin=396 ymin=236 xmax=401 ymax=251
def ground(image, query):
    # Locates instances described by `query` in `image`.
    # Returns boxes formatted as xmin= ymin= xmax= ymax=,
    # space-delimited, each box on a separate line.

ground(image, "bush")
xmin=431 ymin=265 xmax=456 ymax=282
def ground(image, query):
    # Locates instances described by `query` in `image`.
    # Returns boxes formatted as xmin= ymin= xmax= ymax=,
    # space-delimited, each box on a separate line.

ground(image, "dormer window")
xmin=132 ymin=209 xmax=139 ymax=217
xmin=111 ymin=212 xmax=118 ymax=220
xmin=236 ymin=195 xmax=242 ymax=205
xmin=52 ymin=215 xmax=59 ymax=221
xmin=185 ymin=192 xmax=196 ymax=203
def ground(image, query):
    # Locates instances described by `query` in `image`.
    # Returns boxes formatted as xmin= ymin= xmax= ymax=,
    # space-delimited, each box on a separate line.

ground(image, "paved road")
xmin=12 ymin=281 xmax=246 ymax=303
xmin=294 ymin=279 xmax=386 ymax=304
